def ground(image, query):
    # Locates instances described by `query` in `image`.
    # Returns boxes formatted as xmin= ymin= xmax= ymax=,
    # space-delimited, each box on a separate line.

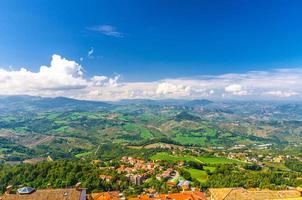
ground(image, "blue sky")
xmin=0 ymin=0 xmax=302 ymax=100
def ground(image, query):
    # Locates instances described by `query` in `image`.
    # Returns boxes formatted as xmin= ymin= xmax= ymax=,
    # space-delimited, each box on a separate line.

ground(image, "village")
xmin=1 ymin=152 xmax=302 ymax=200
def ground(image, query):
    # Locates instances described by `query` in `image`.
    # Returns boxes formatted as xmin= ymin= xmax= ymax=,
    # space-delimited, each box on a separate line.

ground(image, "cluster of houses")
xmin=1 ymin=184 xmax=302 ymax=200
xmin=213 ymin=143 xmax=297 ymax=165
xmin=211 ymin=143 xmax=302 ymax=166
xmin=116 ymin=156 xmax=158 ymax=186
xmin=211 ymin=145 xmax=300 ymax=166
xmin=156 ymin=168 xmax=191 ymax=191
xmin=97 ymin=156 xmax=155 ymax=186
xmin=226 ymin=152 xmax=293 ymax=165
xmin=115 ymin=156 xmax=192 ymax=190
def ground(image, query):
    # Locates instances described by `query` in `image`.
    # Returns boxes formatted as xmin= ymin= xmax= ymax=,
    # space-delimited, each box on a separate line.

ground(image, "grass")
xmin=196 ymin=156 xmax=240 ymax=164
xmin=172 ymin=126 xmax=219 ymax=146
xmin=140 ymin=127 xmax=153 ymax=139
xmin=151 ymin=152 xmax=195 ymax=162
xmin=204 ymin=166 xmax=216 ymax=172
xmin=186 ymin=168 xmax=208 ymax=183
xmin=174 ymin=135 xmax=206 ymax=145
xmin=55 ymin=126 xmax=70 ymax=133
xmin=123 ymin=124 xmax=153 ymax=140
xmin=75 ymin=151 xmax=93 ymax=158
xmin=262 ymin=161 xmax=290 ymax=171
xmin=150 ymin=152 xmax=242 ymax=164
xmin=0 ymin=148 xmax=8 ymax=153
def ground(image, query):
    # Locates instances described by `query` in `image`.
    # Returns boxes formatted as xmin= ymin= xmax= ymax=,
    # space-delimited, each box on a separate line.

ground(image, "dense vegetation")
xmin=1 ymin=158 xmax=301 ymax=195
xmin=207 ymin=164 xmax=302 ymax=189
xmin=0 ymin=160 xmax=101 ymax=193
xmin=285 ymin=159 xmax=302 ymax=172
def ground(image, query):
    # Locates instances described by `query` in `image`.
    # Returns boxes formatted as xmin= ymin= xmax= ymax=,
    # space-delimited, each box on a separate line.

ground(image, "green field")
xmin=151 ymin=152 xmax=195 ymax=162
xmin=150 ymin=152 xmax=241 ymax=164
xmin=204 ymin=166 xmax=216 ymax=172
xmin=186 ymin=168 xmax=208 ymax=183
xmin=75 ymin=151 xmax=93 ymax=158
xmin=197 ymin=156 xmax=241 ymax=164
xmin=174 ymin=135 xmax=206 ymax=145
xmin=123 ymin=124 xmax=153 ymax=140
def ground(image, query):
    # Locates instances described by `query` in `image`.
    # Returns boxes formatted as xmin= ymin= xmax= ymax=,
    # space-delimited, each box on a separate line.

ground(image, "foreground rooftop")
xmin=0 ymin=188 xmax=86 ymax=200
xmin=207 ymin=188 xmax=302 ymax=200
xmin=128 ymin=191 xmax=207 ymax=200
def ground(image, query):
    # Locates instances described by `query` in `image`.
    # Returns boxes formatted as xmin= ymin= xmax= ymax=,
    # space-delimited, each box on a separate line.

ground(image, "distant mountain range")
xmin=0 ymin=95 xmax=110 ymax=114
xmin=111 ymin=98 xmax=213 ymax=106
xmin=0 ymin=96 xmax=215 ymax=113
xmin=0 ymin=95 xmax=301 ymax=115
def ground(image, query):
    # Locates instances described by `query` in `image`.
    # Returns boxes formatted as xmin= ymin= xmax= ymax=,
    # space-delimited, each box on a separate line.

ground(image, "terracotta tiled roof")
xmin=208 ymin=188 xmax=302 ymax=200
xmin=128 ymin=191 xmax=206 ymax=200
xmin=0 ymin=188 xmax=85 ymax=200
xmin=91 ymin=191 xmax=120 ymax=200
xmin=208 ymin=188 xmax=235 ymax=200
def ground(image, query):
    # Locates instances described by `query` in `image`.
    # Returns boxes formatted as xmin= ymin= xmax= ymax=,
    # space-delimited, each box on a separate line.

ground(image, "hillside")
xmin=0 ymin=96 xmax=301 ymax=162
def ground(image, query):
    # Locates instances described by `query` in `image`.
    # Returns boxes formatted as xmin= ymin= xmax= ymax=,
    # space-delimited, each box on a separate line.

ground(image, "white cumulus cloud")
xmin=156 ymin=82 xmax=191 ymax=97
xmin=0 ymin=55 xmax=87 ymax=96
xmin=0 ymin=54 xmax=302 ymax=101
xmin=264 ymin=91 xmax=298 ymax=98
xmin=225 ymin=84 xmax=248 ymax=96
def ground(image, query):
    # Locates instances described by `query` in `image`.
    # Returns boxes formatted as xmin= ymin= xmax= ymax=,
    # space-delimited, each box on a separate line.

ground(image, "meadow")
xmin=185 ymin=168 xmax=208 ymax=183
xmin=150 ymin=152 xmax=242 ymax=164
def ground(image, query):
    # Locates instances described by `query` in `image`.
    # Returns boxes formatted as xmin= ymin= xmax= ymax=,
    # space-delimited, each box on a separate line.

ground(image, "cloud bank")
xmin=0 ymin=54 xmax=301 ymax=101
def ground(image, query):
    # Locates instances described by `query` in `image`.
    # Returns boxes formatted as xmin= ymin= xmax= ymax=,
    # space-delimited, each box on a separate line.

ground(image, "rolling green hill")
xmin=0 ymin=96 xmax=301 ymax=162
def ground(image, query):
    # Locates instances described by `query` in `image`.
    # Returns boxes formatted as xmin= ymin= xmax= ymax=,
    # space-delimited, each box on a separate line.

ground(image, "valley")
xmin=0 ymin=96 xmax=302 ymax=196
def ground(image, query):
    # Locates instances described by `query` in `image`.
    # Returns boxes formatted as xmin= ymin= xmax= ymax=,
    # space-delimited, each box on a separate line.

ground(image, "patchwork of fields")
xmin=1 ymin=96 xmax=302 ymax=163
xmin=151 ymin=152 xmax=243 ymax=184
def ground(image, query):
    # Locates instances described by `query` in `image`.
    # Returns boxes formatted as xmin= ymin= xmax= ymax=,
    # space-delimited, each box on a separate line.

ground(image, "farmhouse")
xmin=177 ymin=180 xmax=191 ymax=190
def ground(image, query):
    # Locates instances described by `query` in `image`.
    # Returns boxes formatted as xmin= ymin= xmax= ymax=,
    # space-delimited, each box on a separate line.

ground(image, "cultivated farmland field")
xmin=150 ymin=152 xmax=241 ymax=164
